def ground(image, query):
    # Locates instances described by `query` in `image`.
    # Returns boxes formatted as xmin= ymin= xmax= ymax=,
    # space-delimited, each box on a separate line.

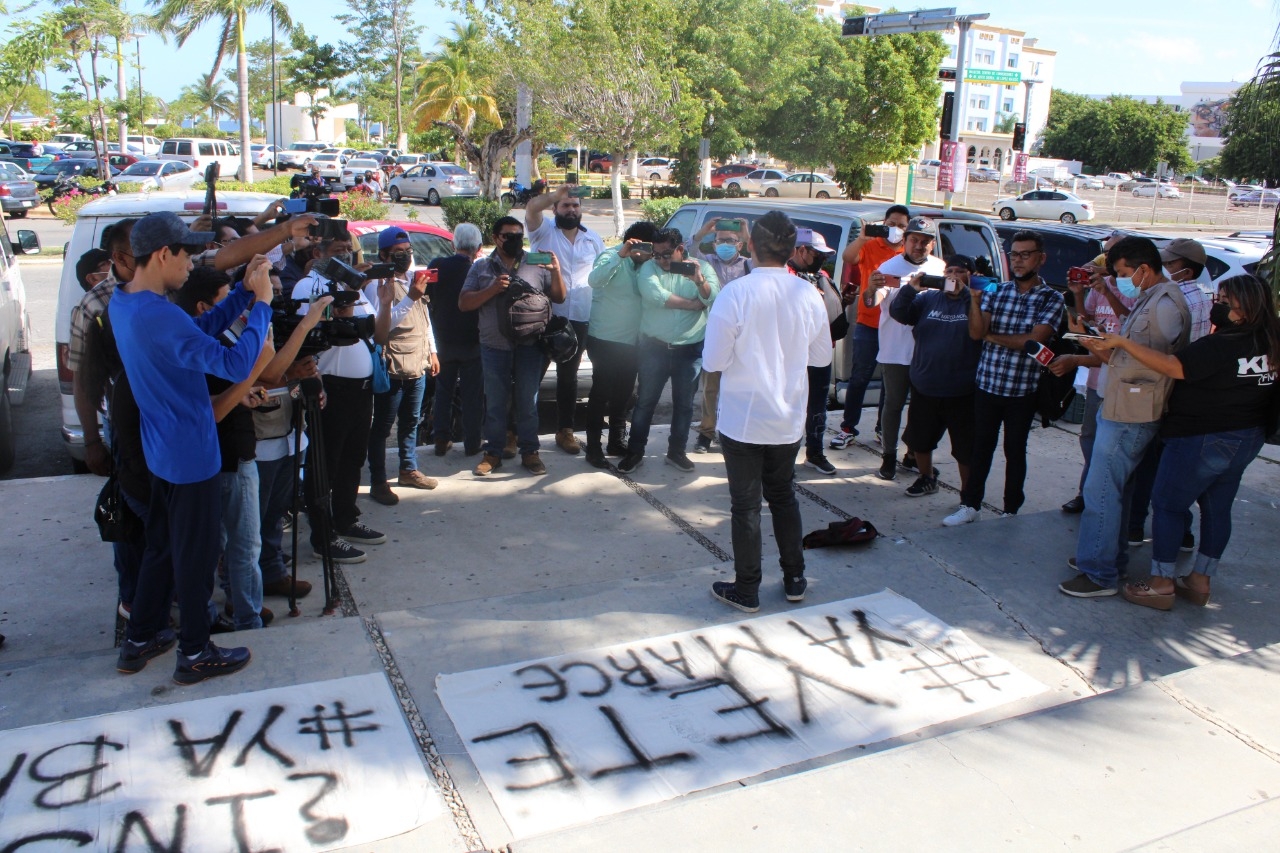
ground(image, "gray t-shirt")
xmin=461 ymin=253 xmax=554 ymax=351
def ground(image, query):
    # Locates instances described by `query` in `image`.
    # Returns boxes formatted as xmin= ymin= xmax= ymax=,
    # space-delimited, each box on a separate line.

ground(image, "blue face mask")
xmin=1115 ymin=276 xmax=1140 ymax=299
xmin=714 ymin=243 xmax=739 ymax=262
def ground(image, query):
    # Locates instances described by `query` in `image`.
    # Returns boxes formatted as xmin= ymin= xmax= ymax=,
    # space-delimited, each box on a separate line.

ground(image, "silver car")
xmin=387 ymin=163 xmax=480 ymax=204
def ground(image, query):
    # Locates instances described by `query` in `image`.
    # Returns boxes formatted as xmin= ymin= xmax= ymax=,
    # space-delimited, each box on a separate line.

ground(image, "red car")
xmin=347 ymin=220 xmax=455 ymax=267
xmin=710 ymin=163 xmax=756 ymax=188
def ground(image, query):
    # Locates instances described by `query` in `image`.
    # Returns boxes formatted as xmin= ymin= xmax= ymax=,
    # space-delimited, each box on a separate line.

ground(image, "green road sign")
xmin=964 ymin=69 xmax=1021 ymax=84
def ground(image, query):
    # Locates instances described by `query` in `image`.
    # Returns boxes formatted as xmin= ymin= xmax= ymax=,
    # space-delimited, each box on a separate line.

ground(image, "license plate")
xmin=21 ymin=200 xmax=32 ymax=207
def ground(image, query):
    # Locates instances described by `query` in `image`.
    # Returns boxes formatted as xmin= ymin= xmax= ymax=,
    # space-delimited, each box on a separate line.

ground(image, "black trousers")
xmin=552 ymin=320 xmax=590 ymax=429
xmin=720 ymin=433 xmax=805 ymax=596
xmin=960 ymin=389 xmax=1038 ymax=513
xmin=584 ymin=336 xmax=637 ymax=447
xmin=308 ymin=376 xmax=372 ymax=544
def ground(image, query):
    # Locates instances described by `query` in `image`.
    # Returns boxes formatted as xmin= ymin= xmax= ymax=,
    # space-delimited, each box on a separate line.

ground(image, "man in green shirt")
xmin=617 ymin=228 xmax=720 ymax=475
xmin=583 ymin=220 xmax=658 ymax=468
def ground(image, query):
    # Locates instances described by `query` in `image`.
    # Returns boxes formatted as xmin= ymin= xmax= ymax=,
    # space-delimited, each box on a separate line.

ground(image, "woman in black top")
xmin=1092 ymin=274 xmax=1279 ymax=610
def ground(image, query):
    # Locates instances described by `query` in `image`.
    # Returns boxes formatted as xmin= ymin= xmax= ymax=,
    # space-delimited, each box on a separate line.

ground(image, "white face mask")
xmin=944 ymin=277 xmax=959 ymax=293
xmin=887 ymin=227 xmax=905 ymax=244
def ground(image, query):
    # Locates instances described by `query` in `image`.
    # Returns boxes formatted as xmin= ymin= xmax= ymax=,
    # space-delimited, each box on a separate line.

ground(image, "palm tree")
xmin=180 ymin=75 xmax=236 ymax=122
xmin=413 ymin=29 xmax=502 ymax=164
xmin=150 ymin=0 xmax=292 ymax=183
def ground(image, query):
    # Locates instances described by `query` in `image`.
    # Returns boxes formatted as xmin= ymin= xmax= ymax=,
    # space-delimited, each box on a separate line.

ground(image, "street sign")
xmin=1014 ymin=151 xmax=1029 ymax=183
xmin=965 ymin=69 xmax=1021 ymax=84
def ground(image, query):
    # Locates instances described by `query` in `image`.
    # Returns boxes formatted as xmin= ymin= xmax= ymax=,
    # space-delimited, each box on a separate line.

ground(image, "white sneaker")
xmin=942 ymin=505 xmax=981 ymax=526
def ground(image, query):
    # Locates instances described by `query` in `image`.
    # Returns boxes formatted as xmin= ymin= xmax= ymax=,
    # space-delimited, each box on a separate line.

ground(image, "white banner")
xmin=0 ymin=673 xmax=443 ymax=851
xmin=438 ymin=590 xmax=1045 ymax=838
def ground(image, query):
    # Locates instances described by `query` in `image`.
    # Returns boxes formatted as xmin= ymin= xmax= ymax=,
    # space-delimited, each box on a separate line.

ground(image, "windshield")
xmin=122 ymin=164 xmax=161 ymax=176
xmin=441 ymin=165 xmax=469 ymax=176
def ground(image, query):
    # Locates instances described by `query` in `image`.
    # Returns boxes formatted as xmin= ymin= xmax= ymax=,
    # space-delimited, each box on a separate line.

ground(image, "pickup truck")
xmin=0 ymin=212 xmax=41 ymax=471
xmin=0 ymin=142 xmax=53 ymax=173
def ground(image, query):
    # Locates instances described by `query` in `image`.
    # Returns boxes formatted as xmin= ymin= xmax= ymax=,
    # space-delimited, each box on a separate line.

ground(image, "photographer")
xmin=291 ymin=231 xmax=384 ymax=564
xmin=366 ymin=227 xmax=440 ymax=505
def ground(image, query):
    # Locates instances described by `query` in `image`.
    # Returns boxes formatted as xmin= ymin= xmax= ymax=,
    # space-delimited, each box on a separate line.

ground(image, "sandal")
xmin=1174 ymin=576 xmax=1211 ymax=607
xmin=1121 ymin=581 xmax=1174 ymax=611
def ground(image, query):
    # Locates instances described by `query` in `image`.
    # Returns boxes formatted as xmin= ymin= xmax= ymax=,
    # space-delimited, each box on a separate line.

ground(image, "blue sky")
xmin=29 ymin=0 xmax=1280 ymax=102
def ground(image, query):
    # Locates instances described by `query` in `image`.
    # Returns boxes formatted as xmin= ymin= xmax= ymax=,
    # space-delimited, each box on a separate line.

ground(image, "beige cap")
xmin=1159 ymin=238 xmax=1207 ymax=266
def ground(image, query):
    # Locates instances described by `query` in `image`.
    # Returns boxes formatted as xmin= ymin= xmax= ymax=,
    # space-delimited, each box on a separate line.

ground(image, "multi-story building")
xmin=1122 ymin=82 xmax=1239 ymax=164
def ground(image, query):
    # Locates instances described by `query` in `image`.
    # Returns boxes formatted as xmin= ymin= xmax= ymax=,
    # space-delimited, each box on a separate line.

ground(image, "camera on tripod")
xmin=269 ymin=257 xmax=391 ymax=355
xmin=286 ymin=175 xmax=341 ymax=216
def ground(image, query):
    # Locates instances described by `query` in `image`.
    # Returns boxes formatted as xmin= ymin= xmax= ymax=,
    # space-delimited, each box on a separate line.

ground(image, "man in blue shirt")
xmin=111 ymin=211 xmax=274 ymax=685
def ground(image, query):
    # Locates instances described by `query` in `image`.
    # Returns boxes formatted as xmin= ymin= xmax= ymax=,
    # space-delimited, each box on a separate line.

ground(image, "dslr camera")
xmin=269 ymin=258 xmax=391 ymax=356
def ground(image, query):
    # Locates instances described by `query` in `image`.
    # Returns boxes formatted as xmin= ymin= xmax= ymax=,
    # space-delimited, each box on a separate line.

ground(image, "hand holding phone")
xmin=864 ymin=224 xmax=889 ymax=239
xmin=669 ymin=261 xmax=699 ymax=277
xmin=525 ymin=251 xmax=554 ymax=265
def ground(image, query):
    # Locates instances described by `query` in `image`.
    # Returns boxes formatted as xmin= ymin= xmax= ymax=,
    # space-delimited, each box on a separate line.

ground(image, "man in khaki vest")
xmin=367 ymin=227 xmax=440 ymax=505
xmin=1060 ymin=236 xmax=1191 ymax=599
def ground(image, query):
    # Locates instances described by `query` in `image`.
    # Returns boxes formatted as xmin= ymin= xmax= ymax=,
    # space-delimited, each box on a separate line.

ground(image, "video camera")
xmin=287 ymin=174 xmax=341 ymax=216
xmin=269 ymin=258 xmax=392 ymax=356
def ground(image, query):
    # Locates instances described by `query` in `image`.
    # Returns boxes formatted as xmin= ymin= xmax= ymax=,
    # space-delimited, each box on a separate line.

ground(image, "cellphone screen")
xmin=525 ymin=251 xmax=553 ymax=265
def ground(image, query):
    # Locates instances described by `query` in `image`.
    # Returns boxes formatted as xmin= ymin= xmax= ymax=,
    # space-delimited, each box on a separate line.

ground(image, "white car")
xmin=1073 ymin=175 xmax=1105 ymax=190
xmin=724 ymin=168 xmax=788 ymax=196
xmin=760 ymin=172 xmax=845 ymax=199
xmin=387 ymin=162 xmax=480 ymax=204
xmin=917 ymin=159 xmax=942 ymax=179
xmin=277 ymin=141 xmax=330 ymax=169
xmin=310 ymin=153 xmax=346 ymax=183
xmin=126 ymin=135 xmax=162 ymax=156
xmin=1195 ymin=237 xmax=1268 ymax=286
xmin=341 ymin=158 xmax=384 ymax=189
xmin=967 ymin=166 xmax=1001 ymax=183
xmin=993 ymin=189 xmax=1095 ymax=224
xmin=636 ymin=157 xmax=674 ymax=181
xmin=1132 ymin=183 xmax=1181 ymax=199
xmin=112 ymin=159 xmax=200 ymax=191
xmin=249 ymin=144 xmax=282 ymax=169
xmin=1102 ymin=172 xmax=1131 ymax=187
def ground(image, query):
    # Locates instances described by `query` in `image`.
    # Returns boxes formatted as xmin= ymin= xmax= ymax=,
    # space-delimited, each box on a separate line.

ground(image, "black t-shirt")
xmin=426 ymin=254 xmax=479 ymax=349
xmin=1162 ymin=330 xmax=1277 ymax=438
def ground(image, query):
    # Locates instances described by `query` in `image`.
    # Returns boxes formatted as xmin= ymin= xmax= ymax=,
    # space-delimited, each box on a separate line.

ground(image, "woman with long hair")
xmin=1090 ymin=273 xmax=1280 ymax=610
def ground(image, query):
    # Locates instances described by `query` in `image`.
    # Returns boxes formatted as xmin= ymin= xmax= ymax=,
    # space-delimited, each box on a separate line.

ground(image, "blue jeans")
xmin=257 ymin=453 xmax=297 ymax=586
xmin=1076 ymin=387 xmax=1101 ymax=493
xmin=1076 ymin=417 xmax=1160 ymax=588
xmin=1151 ymin=428 xmax=1265 ymax=579
xmin=628 ymin=336 xmax=702 ymax=456
xmin=481 ymin=344 xmax=543 ymax=456
xmin=221 ymin=459 xmax=263 ymax=630
xmin=433 ymin=354 xmax=484 ymax=453
xmin=368 ymin=374 xmax=426 ymax=482
xmin=806 ymin=364 xmax=832 ymax=456
xmin=840 ymin=323 xmax=879 ymax=432
xmin=721 ymin=433 xmax=805 ymax=597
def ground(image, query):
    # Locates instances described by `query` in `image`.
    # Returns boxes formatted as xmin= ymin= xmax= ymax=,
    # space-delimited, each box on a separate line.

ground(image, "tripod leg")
xmin=304 ymin=394 xmax=339 ymax=615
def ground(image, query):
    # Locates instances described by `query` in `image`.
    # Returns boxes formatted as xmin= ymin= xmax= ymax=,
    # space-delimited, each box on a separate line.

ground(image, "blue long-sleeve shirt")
xmin=110 ymin=283 xmax=270 ymax=483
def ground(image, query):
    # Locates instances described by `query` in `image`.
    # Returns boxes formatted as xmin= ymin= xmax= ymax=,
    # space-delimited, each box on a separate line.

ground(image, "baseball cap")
xmin=795 ymin=227 xmax=835 ymax=255
xmin=1159 ymin=237 xmax=1206 ymax=267
xmin=378 ymin=227 xmax=411 ymax=251
xmin=905 ymin=216 xmax=936 ymax=238
xmin=75 ymin=248 xmax=112 ymax=290
xmin=943 ymin=254 xmax=976 ymax=272
xmin=130 ymin=211 xmax=215 ymax=256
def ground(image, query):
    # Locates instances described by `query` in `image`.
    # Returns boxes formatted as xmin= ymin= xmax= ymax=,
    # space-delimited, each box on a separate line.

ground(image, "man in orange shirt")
xmin=831 ymin=204 xmax=910 ymax=448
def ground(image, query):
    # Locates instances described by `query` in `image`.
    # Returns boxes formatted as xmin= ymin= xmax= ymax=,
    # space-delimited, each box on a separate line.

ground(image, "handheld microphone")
xmin=1024 ymin=339 xmax=1055 ymax=367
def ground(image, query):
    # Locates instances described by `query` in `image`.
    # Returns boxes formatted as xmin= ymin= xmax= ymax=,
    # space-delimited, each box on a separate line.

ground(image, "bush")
xmin=592 ymin=183 xmax=630 ymax=200
xmin=152 ymin=123 xmax=180 ymax=139
xmin=536 ymin=154 xmax=555 ymax=176
xmin=440 ymin=197 xmax=510 ymax=243
xmin=335 ymin=192 xmax=389 ymax=221
xmin=17 ymin=126 xmax=51 ymax=142
xmin=640 ymin=196 xmax=695 ymax=225
xmin=192 ymin=175 xmax=295 ymax=196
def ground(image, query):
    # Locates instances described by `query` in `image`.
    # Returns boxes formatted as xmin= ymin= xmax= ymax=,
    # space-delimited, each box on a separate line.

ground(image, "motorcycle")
xmin=500 ymin=178 xmax=547 ymax=208
xmin=45 ymin=174 xmax=116 ymax=216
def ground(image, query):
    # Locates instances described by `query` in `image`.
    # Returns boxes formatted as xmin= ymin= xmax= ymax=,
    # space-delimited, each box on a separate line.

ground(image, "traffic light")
xmin=938 ymin=68 xmax=957 ymax=81
xmin=843 ymin=17 xmax=868 ymax=36
xmin=1012 ymin=122 xmax=1027 ymax=151
xmin=940 ymin=92 xmax=955 ymax=141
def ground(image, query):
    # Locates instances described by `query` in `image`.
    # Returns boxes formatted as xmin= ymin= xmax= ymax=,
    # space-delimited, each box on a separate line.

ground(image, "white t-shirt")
xmin=292 ymin=272 xmax=375 ymax=379
xmin=876 ymin=254 xmax=946 ymax=365
xmin=528 ymin=218 xmax=605 ymax=323
xmin=702 ymin=267 xmax=832 ymax=445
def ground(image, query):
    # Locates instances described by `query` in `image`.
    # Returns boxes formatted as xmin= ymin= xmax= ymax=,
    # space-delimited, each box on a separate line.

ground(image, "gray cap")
xmin=130 ymin=211 xmax=215 ymax=256
xmin=905 ymin=216 xmax=936 ymax=238
xmin=794 ymin=227 xmax=835 ymax=255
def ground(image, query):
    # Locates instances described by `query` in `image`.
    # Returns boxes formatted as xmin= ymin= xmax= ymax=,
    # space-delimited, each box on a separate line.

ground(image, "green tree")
xmin=0 ymin=14 xmax=63 ymax=138
xmin=1224 ymin=42 xmax=1280 ymax=293
xmin=1041 ymin=94 xmax=1190 ymax=175
xmin=178 ymin=75 xmax=236 ymax=121
xmin=1220 ymin=80 xmax=1280 ymax=184
xmin=337 ymin=0 xmax=421 ymax=150
xmin=282 ymin=25 xmax=354 ymax=140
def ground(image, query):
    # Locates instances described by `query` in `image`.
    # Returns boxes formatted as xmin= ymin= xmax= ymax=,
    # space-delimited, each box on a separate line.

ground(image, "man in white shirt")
xmin=526 ymin=184 xmax=605 ymax=454
xmin=702 ymin=211 xmax=832 ymax=613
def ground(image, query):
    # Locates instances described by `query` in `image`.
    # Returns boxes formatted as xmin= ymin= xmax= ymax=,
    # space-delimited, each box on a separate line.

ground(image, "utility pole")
xmin=515 ymin=83 xmax=532 ymax=186
xmin=1020 ymin=78 xmax=1042 ymax=150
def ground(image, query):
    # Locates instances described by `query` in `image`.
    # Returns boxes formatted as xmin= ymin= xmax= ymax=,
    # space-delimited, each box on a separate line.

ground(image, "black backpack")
xmin=495 ymin=259 xmax=551 ymax=344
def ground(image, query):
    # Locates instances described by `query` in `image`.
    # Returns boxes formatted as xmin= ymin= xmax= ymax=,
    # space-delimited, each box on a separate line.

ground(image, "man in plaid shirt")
xmin=944 ymin=230 xmax=1063 ymax=526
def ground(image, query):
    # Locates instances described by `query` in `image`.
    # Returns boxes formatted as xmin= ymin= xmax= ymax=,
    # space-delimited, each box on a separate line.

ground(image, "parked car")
xmin=33 ymin=159 xmax=120 ymax=188
xmin=112 ymin=159 xmax=200 ymax=191
xmin=341 ymin=158 xmax=384 ymax=189
xmin=0 ymin=162 xmax=39 ymax=218
xmin=126 ymin=134 xmax=162 ymax=156
xmin=552 ymin=149 xmax=605 ymax=169
xmin=760 ymin=172 xmax=845 ymax=199
xmin=1229 ymin=189 xmax=1280 ymax=208
xmin=724 ymin=168 xmax=788 ymax=196
xmin=992 ymin=222 xmax=1146 ymax=289
xmin=277 ymin=141 xmax=330 ymax=169
xmin=967 ymin=166 xmax=1001 ymax=183
xmin=356 ymin=151 xmax=387 ymax=166
xmin=157 ymin=137 xmax=244 ymax=180
xmin=1195 ymin=237 xmax=1268 ymax=285
xmin=387 ymin=162 xmax=480 ymax=204
xmin=0 ymin=211 xmax=38 ymax=471
xmin=0 ymin=142 xmax=53 ymax=173
xmin=1225 ymin=181 xmax=1265 ymax=199
xmin=588 ymin=154 xmax=625 ymax=173
xmin=374 ymin=148 xmax=402 ymax=160
xmin=250 ymin=144 xmax=282 ymax=169
xmin=52 ymin=133 xmax=88 ymax=145
xmin=917 ymin=159 xmax=942 ymax=179
xmin=1002 ymin=178 xmax=1053 ymax=193
xmin=1132 ymin=183 xmax=1181 ymax=199
xmin=636 ymin=157 xmax=675 ymax=181
xmin=107 ymin=153 xmax=138 ymax=170
xmin=105 ymin=142 xmax=145 ymax=156
xmin=347 ymin=220 xmax=454 ymax=269
xmin=709 ymin=163 xmax=757 ymax=188
xmin=395 ymin=154 xmax=432 ymax=169
xmin=993 ymin=189 xmax=1095 ymax=224
xmin=1101 ymin=172 xmax=1131 ymax=187
xmin=1073 ymin=175 xmax=1105 ymax=190
xmin=309 ymin=152 xmax=347 ymax=183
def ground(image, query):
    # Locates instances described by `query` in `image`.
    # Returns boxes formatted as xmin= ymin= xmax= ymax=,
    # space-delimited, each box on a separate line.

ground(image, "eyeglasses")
xmin=499 ymin=232 xmax=525 ymax=240
xmin=1008 ymin=250 xmax=1041 ymax=261
xmin=714 ymin=238 xmax=739 ymax=245
xmin=653 ymin=250 xmax=676 ymax=260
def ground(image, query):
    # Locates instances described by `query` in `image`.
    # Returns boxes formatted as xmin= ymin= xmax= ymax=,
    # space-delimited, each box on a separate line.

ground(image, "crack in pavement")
xmin=1152 ymin=678 xmax=1280 ymax=764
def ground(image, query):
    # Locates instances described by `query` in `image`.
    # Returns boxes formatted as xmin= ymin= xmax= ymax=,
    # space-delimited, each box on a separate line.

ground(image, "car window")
xmin=792 ymin=218 xmax=843 ymax=277
xmin=995 ymin=226 xmax=1099 ymax=287
xmin=198 ymin=143 xmax=214 ymax=155
xmin=938 ymin=221 xmax=1003 ymax=281
xmin=441 ymin=165 xmax=469 ymax=176
xmin=424 ymin=167 xmax=437 ymax=177
xmin=172 ymin=162 xmax=190 ymax=173
xmin=747 ymin=171 xmax=764 ymax=180
xmin=409 ymin=233 xmax=454 ymax=267
xmin=1204 ymin=255 xmax=1230 ymax=281
xmin=785 ymin=174 xmax=803 ymax=183
xmin=404 ymin=166 xmax=423 ymax=177
xmin=662 ymin=207 xmax=700 ymax=243
xmin=1050 ymin=193 xmax=1067 ymax=201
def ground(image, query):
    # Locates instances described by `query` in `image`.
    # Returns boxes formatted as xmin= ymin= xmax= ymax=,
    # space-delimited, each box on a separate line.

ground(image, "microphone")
xmin=1024 ymin=340 xmax=1055 ymax=367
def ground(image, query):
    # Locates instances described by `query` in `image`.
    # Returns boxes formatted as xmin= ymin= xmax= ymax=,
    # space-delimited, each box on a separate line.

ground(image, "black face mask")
xmin=500 ymin=234 xmax=525 ymax=257
xmin=1210 ymin=302 xmax=1236 ymax=329
xmin=388 ymin=251 xmax=412 ymax=273
xmin=554 ymin=213 xmax=582 ymax=231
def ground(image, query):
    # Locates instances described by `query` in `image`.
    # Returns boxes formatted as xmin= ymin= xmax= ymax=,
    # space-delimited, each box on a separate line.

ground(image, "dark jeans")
xmin=433 ymin=351 xmax=484 ymax=454
xmin=720 ymin=433 xmax=805 ymax=596
xmin=840 ymin=323 xmax=879 ymax=432
xmin=550 ymin=320 xmax=589 ymax=429
xmin=117 ymin=489 xmax=149 ymax=609
xmin=585 ymin=336 xmax=637 ymax=447
xmin=805 ymin=364 xmax=832 ymax=456
xmin=1128 ymin=437 xmax=1193 ymax=537
xmin=127 ymin=474 xmax=222 ymax=656
xmin=629 ymin=336 xmax=702 ymax=456
xmin=482 ymin=343 xmax=543 ymax=455
xmin=257 ymin=453 xmax=297 ymax=586
xmin=308 ymin=376 xmax=372 ymax=545
xmin=960 ymin=389 xmax=1038 ymax=513
xmin=368 ymin=374 xmax=426 ymax=482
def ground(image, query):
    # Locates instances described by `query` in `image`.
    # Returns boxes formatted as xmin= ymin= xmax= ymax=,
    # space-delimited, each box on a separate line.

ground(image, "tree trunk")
xmin=235 ymin=11 xmax=253 ymax=183
xmin=85 ymin=32 xmax=110 ymax=179
xmin=393 ymin=38 xmax=405 ymax=150
xmin=115 ymin=38 xmax=128 ymax=146
xmin=610 ymin=153 xmax=625 ymax=238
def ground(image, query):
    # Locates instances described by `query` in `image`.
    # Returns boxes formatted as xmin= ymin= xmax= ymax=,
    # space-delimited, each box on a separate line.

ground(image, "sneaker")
xmin=117 ymin=600 xmax=131 ymax=620
xmin=900 ymin=452 xmax=918 ymax=472
xmin=281 ymin=510 xmax=294 ymax=532
xmin=555 ymin=428 xmax=581 ymax=455
xmin=943 ymin=505 xmax=981 ymax=526
xmin=1061 ymin=495 xmax=1085 ymax=514
xmin=173 ymin=641 xmax=252 ymax=685
xmin=693 ymin=434 xmax=713 ymax=454
xmin=874 ymin=456 xmax=896 ymax=481
xmin=783 ymin=576 xmax=808 ymax=602
xmin=711 ymin=581 xmax=760 ymax=613
xmin=874 ymin=428 xmax=882 ymax=446
xmin=223 ymin=603 xmax=275 ymax=627
xmin=1128 ymin=528 xmax=1146 ymax=545
xmin=665 ymin=451 xmax=695 ymax=473
xmin=617 ymin=453 xmax=644 ymax=474
xmin=1067 ymin=556 xmax=1078 ymax=571
xmin=905 ymin=474 xmax=938 ymax=497
xmin=370 ymin=481 xmax=399 ymax=505
xmin=804 ymin=455 xmax=837 ymax=475
xmin=262 ymin=577 xmax=312 ymax=598
xmin=433 ymin=439 xmax=453 ymax=456
xmin=503 ymin=430 xmax=518 ymax=460
xmin=522 ymin=452 xmax=547 ymax=475
xmin=829 ymin=428 xmax=857 ymax=449
xmin=314 ymin=537 xmax=366 ymax=564
xmin=1180 ymin=531 xmax=1196 ymax=553
xmin=1058 ymin=573 xmax=1117 ymax=598
xmin=584 ymin=446 xmax=610 ymax=469
xmin=116 ymin=628 xmax=177 ymax=674
xmin=340 ymin=521 xmax=385 ymax=544
xmin=398 ymin=469 xmax=438 ymax=490
xmin=209 ymin=614 xmax=237 ymax=634
xmin=474 ymin=453 xmax=502 ymax=476
xmin=606 ymin=438 xmax=629 ymax=457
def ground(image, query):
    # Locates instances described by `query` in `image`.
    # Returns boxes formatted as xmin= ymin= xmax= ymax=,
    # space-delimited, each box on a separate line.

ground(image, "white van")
xmin=54 ymin=190 xmax=279 ymax=469
xmin=0 ymin=213 xmax=39 ymax=472
xmin=127 ymin=134 xmax=162 ymax=156
xmin=157 ymin=137 xmax=244 ymax=181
